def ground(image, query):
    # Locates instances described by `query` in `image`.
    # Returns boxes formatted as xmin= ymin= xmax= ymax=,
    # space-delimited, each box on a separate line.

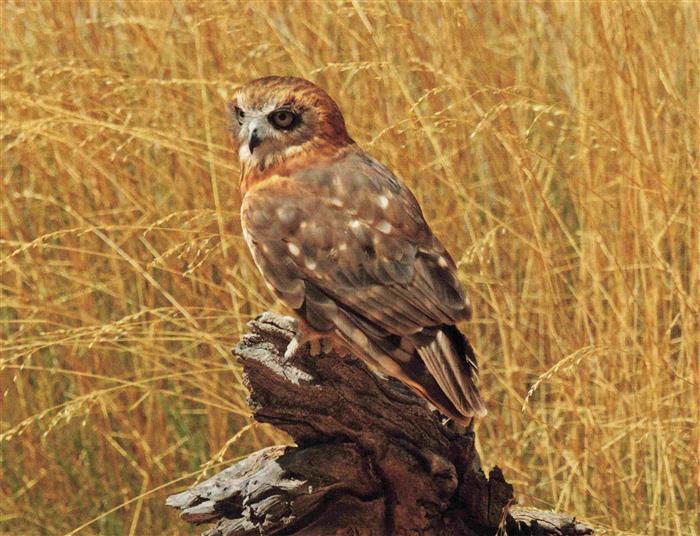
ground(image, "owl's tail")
xmin=410 ymin=325 xmax=487 ymax=423
xmin=330 ymin=303 xmax=486 ymax=425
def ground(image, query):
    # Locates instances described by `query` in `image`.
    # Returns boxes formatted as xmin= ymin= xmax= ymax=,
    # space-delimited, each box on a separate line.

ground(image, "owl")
xmin=229 ymin=76 xmax=486 ymax=424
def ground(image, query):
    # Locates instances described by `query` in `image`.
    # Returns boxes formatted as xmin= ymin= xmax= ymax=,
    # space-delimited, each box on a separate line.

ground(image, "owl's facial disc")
xmin=228 ymin=99 xmax=315 ymax=166
xmin=229 ymin=77 xmax=355 ymax=177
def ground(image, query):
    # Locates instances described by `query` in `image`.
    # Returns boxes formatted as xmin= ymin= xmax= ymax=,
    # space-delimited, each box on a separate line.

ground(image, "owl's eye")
xmin=235 ymin=106 xmax=245 ymax=125
xmin=268 ymin=109 xmax=299 ymax=130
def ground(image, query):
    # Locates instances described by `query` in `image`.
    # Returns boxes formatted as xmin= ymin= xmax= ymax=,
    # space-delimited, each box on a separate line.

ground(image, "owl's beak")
xmin=249 ymin=129 xmax=262 ymax=153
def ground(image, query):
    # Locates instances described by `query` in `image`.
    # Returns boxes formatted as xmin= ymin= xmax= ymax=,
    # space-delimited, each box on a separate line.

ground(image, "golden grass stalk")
xmin=1 ymin=1 xmax=697 ymax=534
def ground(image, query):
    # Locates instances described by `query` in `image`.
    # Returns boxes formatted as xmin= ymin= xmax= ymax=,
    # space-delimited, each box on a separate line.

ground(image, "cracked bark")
xmin=166 ymin=312 xmax=593 ymax=536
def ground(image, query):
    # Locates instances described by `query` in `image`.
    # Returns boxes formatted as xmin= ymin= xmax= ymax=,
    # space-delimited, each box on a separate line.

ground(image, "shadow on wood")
xmin=166 ymin=312 xmax=593 ymax=536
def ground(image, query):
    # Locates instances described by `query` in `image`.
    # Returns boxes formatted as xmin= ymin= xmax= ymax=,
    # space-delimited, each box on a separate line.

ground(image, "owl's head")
xmin=228 ymin=77 xmax=354 ymax=172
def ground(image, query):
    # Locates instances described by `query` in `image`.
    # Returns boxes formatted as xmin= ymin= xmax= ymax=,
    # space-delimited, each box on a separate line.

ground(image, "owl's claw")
xmin=283 ymin=333 xmax=306 ymax=362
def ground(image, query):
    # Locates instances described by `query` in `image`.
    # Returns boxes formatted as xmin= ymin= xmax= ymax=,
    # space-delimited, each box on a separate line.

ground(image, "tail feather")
xmin=414 ymin=325 xmax=486 ymax=420
xmin=327 ymin=301 xmax=486 ymax=424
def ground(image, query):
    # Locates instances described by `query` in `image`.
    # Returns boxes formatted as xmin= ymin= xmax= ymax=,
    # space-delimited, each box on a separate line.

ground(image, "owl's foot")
xmin=283 ymin=329 xmax=341 ymax=361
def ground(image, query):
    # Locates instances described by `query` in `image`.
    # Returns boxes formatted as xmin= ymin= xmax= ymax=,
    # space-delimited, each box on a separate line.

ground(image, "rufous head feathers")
xmin=229 ymin=77 xmax=354 ymax=189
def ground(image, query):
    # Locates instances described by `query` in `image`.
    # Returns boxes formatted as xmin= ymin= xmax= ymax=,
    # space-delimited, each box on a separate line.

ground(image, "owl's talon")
xmin=283 ymin=333 xmax=306 ymax=361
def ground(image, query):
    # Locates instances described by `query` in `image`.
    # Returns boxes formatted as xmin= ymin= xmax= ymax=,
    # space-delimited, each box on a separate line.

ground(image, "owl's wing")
xmin=241 ymin=149 xmax=484 ymax=420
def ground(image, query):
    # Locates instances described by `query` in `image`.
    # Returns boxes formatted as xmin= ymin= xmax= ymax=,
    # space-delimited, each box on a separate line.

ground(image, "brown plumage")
xmin=229 ymin=76 xmax=486 ymax=424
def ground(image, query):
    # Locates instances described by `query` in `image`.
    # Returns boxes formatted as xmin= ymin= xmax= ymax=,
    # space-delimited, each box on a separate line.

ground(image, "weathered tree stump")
xmin=166 ymin=312 xmax=593 ymax=536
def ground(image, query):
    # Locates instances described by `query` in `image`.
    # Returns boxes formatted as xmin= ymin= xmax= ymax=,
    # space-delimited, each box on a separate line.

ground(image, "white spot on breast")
xmin=261 ymin=100 xmax=278 ymax=114
xmin=377 ymin=195 xmax=389 ymax=209
xmin=350 ymin=219 xmax=362 ymax=230
xmin=338 ymin=242 xmax=348 ymax=251
xmin=288 ymin=243 xmax=300 ymax=256
xmin=305 ymin=258 xmax=317 ymax=270
xmin=438 ymin=256 xmax=448 ymax=268
xmin=376 ymin=221 xmax=393 ymax=234
xmin=329 ymin=197 xmax=344 ymax=207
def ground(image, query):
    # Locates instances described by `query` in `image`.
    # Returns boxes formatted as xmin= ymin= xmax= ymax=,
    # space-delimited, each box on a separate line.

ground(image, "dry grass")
xmin=1 ymin=1 xmax=698 ymax=534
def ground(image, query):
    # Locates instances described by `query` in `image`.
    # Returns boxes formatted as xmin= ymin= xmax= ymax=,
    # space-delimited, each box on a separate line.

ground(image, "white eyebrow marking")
xmin=261 ymin=100 xmax=278 ymax=113
xmin=377 ymin=195 xmax=389 ymax=209
xmin=288 ymin=243 xmax=300 ymax=256
xmin=236 ymin=94 xmax=248 ymax=108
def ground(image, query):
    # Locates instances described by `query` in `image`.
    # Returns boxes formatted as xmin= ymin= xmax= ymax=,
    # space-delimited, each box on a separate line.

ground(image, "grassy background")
xmin=1 ymin=1 xmax=698 ymax=534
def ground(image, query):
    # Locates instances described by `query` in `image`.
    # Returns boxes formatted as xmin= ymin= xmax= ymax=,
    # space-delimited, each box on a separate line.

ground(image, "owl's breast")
xmin=240 ymin=183 xmax=310 ymax=310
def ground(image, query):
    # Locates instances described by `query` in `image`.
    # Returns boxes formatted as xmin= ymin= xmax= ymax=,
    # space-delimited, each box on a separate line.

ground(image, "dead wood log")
xmin=167 ymin=312 xmax=593 ymax=536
